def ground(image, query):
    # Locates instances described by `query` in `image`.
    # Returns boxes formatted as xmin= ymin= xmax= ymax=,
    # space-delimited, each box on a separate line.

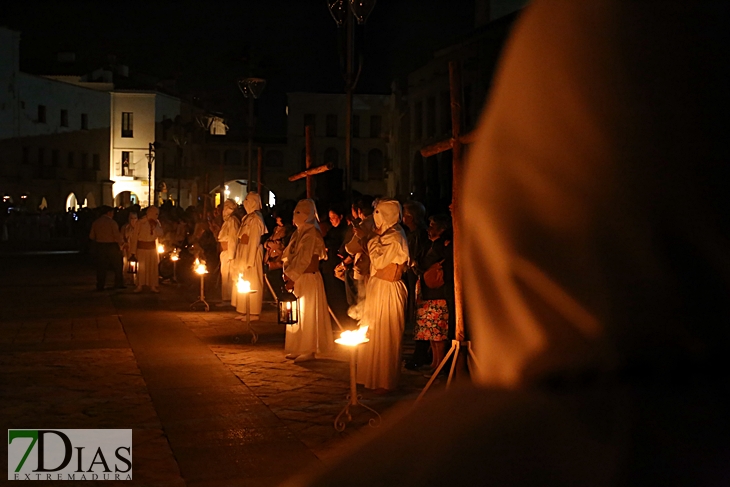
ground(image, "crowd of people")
xmin=88 ymin=194 xmax=455 ymax=393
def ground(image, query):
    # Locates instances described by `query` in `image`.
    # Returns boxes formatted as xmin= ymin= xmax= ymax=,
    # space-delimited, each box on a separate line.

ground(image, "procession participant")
xmin=401 ymin=200 xmax=431 ymax=370
xmin=282 ymin=199 xmax=333 ymax=363
xmin=89 ymin=205 xmax=124 ymax=291
xmin=356 ymin=199 xmax=409 ymax=393
xmin=232 ymin=192 xmax=265 ymax=318
xmin=344 ymin=195 xmax=376 ymax=318
xmin=120 ymin=212 xmax=138 ymax=285
xmin=217 ymin=199 xmax=240 ymax=305
xmin=130 ymin=206 xmax=164 ymax=293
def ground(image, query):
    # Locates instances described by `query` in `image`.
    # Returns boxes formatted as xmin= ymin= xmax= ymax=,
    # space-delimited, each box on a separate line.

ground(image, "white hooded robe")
xmin=217 ymin=199 xmax=240 ymax=302
xmin=232 ymin=192 xmax=265 ymax=315
xmin=283 ymin=199 xmax=334 ymax=356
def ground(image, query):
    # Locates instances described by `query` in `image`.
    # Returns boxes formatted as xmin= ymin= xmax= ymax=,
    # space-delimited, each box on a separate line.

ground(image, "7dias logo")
xmin=8 ymin=429 xmax=132 ymax=481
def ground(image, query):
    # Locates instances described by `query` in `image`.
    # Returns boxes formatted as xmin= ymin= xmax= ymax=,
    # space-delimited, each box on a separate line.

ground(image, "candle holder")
xmin=334 ymin=327 xmax=382 ymax=432
xmin=235 ymin=274 xmax=258 ymax=343
xmin=170 ymin=248 xmax=180 ymax=283
xmin=191 ymin=258 xmax=209 ymax=311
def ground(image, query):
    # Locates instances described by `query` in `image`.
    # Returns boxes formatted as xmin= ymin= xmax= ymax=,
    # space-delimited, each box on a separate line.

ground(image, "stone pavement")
xmin=0 ymin=251 xmax=446 ymax=486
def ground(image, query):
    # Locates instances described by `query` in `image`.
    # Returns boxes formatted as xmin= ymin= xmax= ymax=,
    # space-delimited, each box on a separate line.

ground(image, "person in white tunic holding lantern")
xmin=282 ymin=199 xmax=333 ymax=363
xmin=356 ymin=199 xmax=409 ymax=393
xmin=217 ymin=199 xmax=239 ymax=305
xmin=232 ymin=192 xmax=265 ymax=318
xmin=130 ymin=206 xmax=164 ymax=293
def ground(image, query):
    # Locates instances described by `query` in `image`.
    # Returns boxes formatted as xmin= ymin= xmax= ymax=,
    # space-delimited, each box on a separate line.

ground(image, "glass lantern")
xmin=278 ymin=290 xmax=300 ymax=325
xmin=127 ymin=255 xmax=138 ymax=274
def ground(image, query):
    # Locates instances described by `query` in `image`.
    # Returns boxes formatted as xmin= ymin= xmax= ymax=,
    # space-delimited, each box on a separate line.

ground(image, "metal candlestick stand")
xmin=235 ymin=289 xmax=258 ymax=343
xmin=334 ymin=340 xmax=381 ymax=432
xmin=191 ymin=273 xmax=210 ymax=311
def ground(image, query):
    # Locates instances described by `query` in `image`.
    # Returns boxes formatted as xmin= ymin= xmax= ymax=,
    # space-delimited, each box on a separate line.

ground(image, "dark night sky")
xmin=3 ymin=0 xmax=478 ymax=136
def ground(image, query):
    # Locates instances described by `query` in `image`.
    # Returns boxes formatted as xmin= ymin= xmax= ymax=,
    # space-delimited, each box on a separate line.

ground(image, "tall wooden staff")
xmin=417 ymin=61 xmax=479 ymax=399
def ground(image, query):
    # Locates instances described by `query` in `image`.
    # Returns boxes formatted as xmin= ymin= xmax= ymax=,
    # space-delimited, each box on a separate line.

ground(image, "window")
xmin=303 ymin=114 xmax=316 ymax=136
xmin=51 ymin=149 xmax=59 ymax=167
xmin=67 ymin=152 xmax=75 ymax=168
xmin=38 ymin=105 xmax=47 ymax=123
xmin=426 ymin=96 xmax=436 ymax=138
xmin=60 ymin=109 xmax=69 ymax=127
xmin=413 ymin=102 xmax=423 ymax=140
xmin=81 ymin=153 xmax=89 ymax=170
xmin=368 ymin=149 xmax=384 ymax=180
xmin=369 ymin=115 xmax=382 ymax=138
xmin=38 ymin=148 xmax=45 ymax=166
xmin=265 ymin=150 xmax=284 ymax=168
xmin=352 ymin=149 xmax=361 ymax=181
xmin=81 ymin=113 xmax=88 ymax=130
xmin=121 ymin=151 xmax=131 ymax=176
xmin=121 ymin=112 xmax=133 ymax=137
xmin=353 ymin=115 xmax=360 ymax=138
xmin=440 ymin=91 xmax=451 ymax=135
xmin=22 ymin=147 xmax=29 ymax=165
xmin=93 ymin=154 xmax=100 ymax=171
xmin=324 ymin=147 xmax=338 ymax=166
xmin=326 ymin=114 xmax=338 ymax=137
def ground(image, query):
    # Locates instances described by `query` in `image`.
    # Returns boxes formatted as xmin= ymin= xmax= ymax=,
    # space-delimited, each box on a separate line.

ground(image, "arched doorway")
xmin=84 ymin=192 xmax=97 ymax=209
xmin=66 ymin=193 xmax=79 ymax=211
xmin=114 ymin=191 xmax=139 ymax=208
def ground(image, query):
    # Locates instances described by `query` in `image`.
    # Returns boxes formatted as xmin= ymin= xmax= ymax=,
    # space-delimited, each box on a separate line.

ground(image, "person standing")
xmin=402 ymin=200 xmax=431 ymax=370
xmin=217 ymin=199 xmax=240 ymax=305
xmin=120 ymin=212 xmax=138 ymax=285
xmin=130 ymin=206 xmax=163 ymax=293
xmin=232 ymin=192 xmax=265 ymax=318
xmin=357 ymin=199 xmax=409 ymax=393
xmin=89 ymin=205 xmax=124 ymax=291
xmin=282 ymin=199 xmax=334 ymax=363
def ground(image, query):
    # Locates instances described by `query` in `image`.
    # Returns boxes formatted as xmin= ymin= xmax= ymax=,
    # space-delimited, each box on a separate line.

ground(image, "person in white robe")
xmin=217 ymin=199 xmax=239 ymax=304
xmin=282 ymin=199 xmax=334 ymax=363
xmin=232 ymin=192 xmax=265 ymax=317
xmin=130 ymin=206 xmax=164 ymax=293
xmin=356 ymin=199 xmax=409 ymax=392
xmin=120 ymin=212 xmax=138 ymax=285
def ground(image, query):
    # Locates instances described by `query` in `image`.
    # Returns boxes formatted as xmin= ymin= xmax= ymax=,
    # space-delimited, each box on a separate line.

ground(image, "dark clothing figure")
xmin=404 ymin=224 xmax=430 ymax=369
xmin=89 ymin=209 xmax=124 ymax=290
xmin=322 ymin=221 xmax=350 ymax=326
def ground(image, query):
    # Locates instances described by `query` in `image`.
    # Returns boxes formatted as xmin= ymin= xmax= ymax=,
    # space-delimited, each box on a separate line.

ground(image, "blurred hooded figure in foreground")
xmin=285 ymin=1 xmax=730 ymax=485
xmin=232 ymin=192 xmax=265 ymax=317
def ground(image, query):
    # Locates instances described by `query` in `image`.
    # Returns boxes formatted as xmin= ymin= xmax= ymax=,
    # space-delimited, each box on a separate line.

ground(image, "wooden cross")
xmin=287 ymin=125 xmax=336 ymax=199
xmin=419 ymin=61 xmax=475 ymax=343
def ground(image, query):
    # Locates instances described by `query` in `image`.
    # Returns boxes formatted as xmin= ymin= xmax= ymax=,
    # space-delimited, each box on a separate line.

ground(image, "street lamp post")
xmin=237 ymin=78 xmax=266 ymax=194
xmin=146 ymin=142 xmax=156 ymax=207
xmin=328 ymin=0 xmax=377 ymax=199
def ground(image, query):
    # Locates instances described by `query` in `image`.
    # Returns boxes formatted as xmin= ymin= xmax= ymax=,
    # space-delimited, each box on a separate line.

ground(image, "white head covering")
xmin=461 ymin=0 xmax=730 ymax=389
xmin=373 ymin=199 xmax=401 ymax=234
xmin=222 ymin=199 xmax=237 ymax=221
xmin=243 ymin=192 xmax=262 ymax=214
xmin=292 ymin=199 xmax=319 ymax=229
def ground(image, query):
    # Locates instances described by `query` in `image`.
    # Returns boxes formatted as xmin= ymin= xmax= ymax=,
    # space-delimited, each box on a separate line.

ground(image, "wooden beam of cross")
xmin=287 ymin=125 xmax=335 ymax=199
xmin=419 ymin=61 xmax=475 ymax=343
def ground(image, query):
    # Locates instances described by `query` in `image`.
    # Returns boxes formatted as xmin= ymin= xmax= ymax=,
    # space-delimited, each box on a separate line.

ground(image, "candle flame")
xmin=335 ymin=326 xmax=369 ymax=346
xmin=236 ymin=274 xmax=251 ymax=293
xmin=157 ymin=244 xmax=165 ymax=254
xmin=194 ymin=258 xmax=208 ymax=275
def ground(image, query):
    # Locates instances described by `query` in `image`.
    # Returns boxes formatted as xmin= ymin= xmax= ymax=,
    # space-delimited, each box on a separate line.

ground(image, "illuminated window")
xmin=121 ymin=112 xmax=133 ymax=138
